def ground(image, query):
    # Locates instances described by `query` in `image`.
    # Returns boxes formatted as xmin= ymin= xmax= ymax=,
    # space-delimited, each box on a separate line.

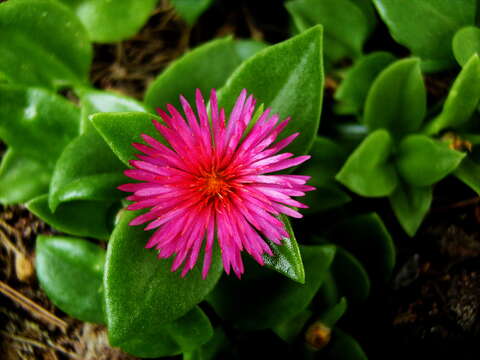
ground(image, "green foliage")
xmin=328 ymin=329 xmax=368 ymax=360
xmin=171 ymin=0 xmax=214 ymax=25
xmin=453 ymin=26 xmax=480 ymax=66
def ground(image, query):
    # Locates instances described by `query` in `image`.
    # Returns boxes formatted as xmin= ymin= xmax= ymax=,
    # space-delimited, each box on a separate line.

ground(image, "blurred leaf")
xmin=0 ymin=0 xmax=91 ymax=89
xmin=318 ymin=297 xmax=347 ymax=328
xmin=364 ymin=58 xmax=426 ymax=138
xmin=396 ymin=135 xmax=465 ymax=187
xmin=57 ymin=0 xmax=157 ymax=43
xmin=218 ymin=25 xmax=324 ymax=156
xmin=234 ymin=40 xmax=269 ymax=60
xmin=273 ymin=309 xmax=312 ymax=343
xmin=334 ymin=52 xmax=395 ymax=116
xmin=355 ymin=0 xmax=377 ymax=34
xmin=336 ymin=130 xmax=398 ymax=197
xmin=207 ymin=245 xmax=336 ymax=330
xmin=36 ymin=235 xmax=105 ymax=323
xmin=327 ymin=329 xmax=368 ymax=360
xmin=453 ymin=26 xmax=480 ymax=66
xmin=0 ymin=150 xmax=50 ymax=205
xmin=454 ymin=157 xmax=480 ymax=194
xmin=171 ymin=0 xmax=214 ymax=25
xmin=372 ymin=0 xmax=475 ymax=71
xmin=183 ymin=327 xmax=230 ymax=360
xmin=104 ymin=210 xmax=222 ymax=346
xmin=286 ymin=0 xmax=369 ymax=62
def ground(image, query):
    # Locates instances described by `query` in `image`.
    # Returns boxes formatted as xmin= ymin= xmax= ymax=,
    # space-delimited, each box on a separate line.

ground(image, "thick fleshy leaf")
xmin=325 ymin=213 xmax=395 ymax=282
xmin=144 ymin=37 xmax=255 ymax=111
xmin=364 ymin=58 xmax=426 ymax=137
xmin=328 ymin=329 xmax=368 ymax=360
xmin=318 ymin=297 xmax=348 ymax=328
xmin=234 ymin=40 xmax=269 ymax=61
xmin=218 ymin=25 xmax=323 ymax=156
xmin=372 ymin=0 xmax=475 ymax=70
xmin=183 ymin=328 xmax=229 ymax=360
xmin=425 ymin=55 xmax=480 ymax=134
xmin=0 ymin=150 xmax=50 ymax=205
xmin=36 ymin=235 xmax=105 ymax=323
xmin=207 ymin=245 xmax=336 ymax=330
xmin=92 ymin=112 xmax=162 ymax=166
xmin=396 ymin=135 xmax=465 ymax=187
xmin=286 ymin=0 xmax=369 ymax=63
xmin=273 ymin=310 xmax=312 ymax=343
xmin=355 ymin=0 xmax=377 ymax=34
xmin=116 ymin=306 xmax=213 ymax=358
xmin=336 ymin=130 xmax=398 ymax=197
xmin=171 ymin=0 xmax=214 ymax=24
xmin=0 ymin=85 xmax=80 ymax=163
xmin=27 ymin=195 xmax=114 ymax=240
xmin=334 ymin=52 xmax=396 ymax=116
xmin=57 ymin=0 xmax=157 ymax=43
xmin=389 ymin=182 xmax=432 ymax=237
xmin=104 ymin=210 xmax=222 ymax=346
xmin=0 ymin=0 xmax=92 ymax=89
xmin=453 ymin=26 xmax=480 ymax=66
xmin=455 ymin=157 xmax=480 ymax=195
xmin=263 ymin=215 xmax=305 ymax=284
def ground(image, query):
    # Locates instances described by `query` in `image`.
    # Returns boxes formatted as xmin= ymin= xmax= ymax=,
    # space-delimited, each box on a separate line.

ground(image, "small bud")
xmin=305 ymin=321 xmax=331 ymax=351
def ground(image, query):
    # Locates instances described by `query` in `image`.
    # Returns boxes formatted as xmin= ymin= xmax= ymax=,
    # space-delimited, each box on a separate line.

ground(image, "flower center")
xmin=196 ymin=169 xmax=232 ymax=201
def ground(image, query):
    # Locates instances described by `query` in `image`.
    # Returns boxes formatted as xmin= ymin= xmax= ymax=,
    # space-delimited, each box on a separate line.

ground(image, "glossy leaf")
xmin=425 ymin=55 xmax=480 ymax=134
xmin=27 ymin=195 xmax=114 ymax=240
xmin=57 ymin=0 xmax=157 ymax=43
xmin=389 ymin=182 xmax=432 ymax=237
xmin=263 ymin=215 xmax=305 ymax=284
xmin=171 ymin=0 xmax=214 ymax=25
xmin=455 ymin=157 xmax=480 ymax=195
xmin=396 ymin=135 xmax=465 ymax=187
xmin=218 ymin=25 xmax=324 ymax=156
xmin=364 ymin=58 xmax=426 ymax=137
xmin=328 ymin=329 xmax=368 ymax=360
xmin=453 ymin=26 xmax=480 ymax=66
xmin=372 ymin=0 xmax=475 ymax=70
xmin=0 ymin=150 xmax=50 ymax=205
xmin=334 ymin=52 xmax=396 ymax=115
xmin=92 ymin=112 xmax=162 ymax=166
xmin=336 ymin=129 xmax=398 ymax=197
xmin=36 ymin=235 xmax=105 ymax=323
xmin=318 ymin=297 xmax=347 ymax=328
xmin=286 ymin=0 xmax=369 ymax=62
xmin=104 ymin=210 xmax=222 ymax=346
xmin=207 ymin=245 xmax=336 ymax=330
xmin=0 ymin=85 xmax=80 ymax=163
xmin=145 ymin=38 xmax=251 ymax=111
xmin=116 ymin=306 xmax=213 ymax=358
xmin=0 ymin=0 xmax=92 ymax=89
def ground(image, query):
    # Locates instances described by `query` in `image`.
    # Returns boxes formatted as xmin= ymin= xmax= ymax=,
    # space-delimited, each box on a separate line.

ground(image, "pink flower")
xmin=119 ymin=89 xmax=314 ymax=278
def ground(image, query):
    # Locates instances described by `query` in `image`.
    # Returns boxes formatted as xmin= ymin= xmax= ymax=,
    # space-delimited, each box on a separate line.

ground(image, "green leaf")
xmin=0 ymin=149 xmax=50 ymax=205
xmin=0 ymin=85 xmax=80 ymax=163
xmin=320 ymin=298 xmax=348 ymax=329
xmin=36 ymin=235 xmax=105 ymax=323
xmin=453 ymin=26 xmax=480 ymax=66
xmin=171 ymin=0 xmax=214 ymax=25
xmin=144 ymin=37 xmax=249 ymax=111
xmin=286 ymin=0 xmax=369 ymax=62
xmin=328 ymin=329 xmax=368 ymax=360
xmin=325 ymin=213 xmax=395 ymax=282
xmin=273 ymin=309 xmax=312 ymax=343
xmin=355 ymin=0 xmax=377 ymax=34
xmin=57 ymin=0 xmax=157 ymax=43
xmin=92 ymin=112 xmax=161 ymax=166
xmin=104 ymin=210 xmax=222 ymax=346
xmin=389 ymin=182 xmax=432 ymax=237
xmin=183 ymin=327 xmax=229 ymax=360
xmin=218 ymin=25 xmax=324 ymax=156
xmin=372 ymin=0 xmax=475 ymax=71
xmin=207 ymin=245 xmax=336 ymax=330
xmin=27 ymin=194 xmax=114 ymax=240
xmin=116 ymin=306 xmax=213 ymax=358
xmin=336 ymin=129 xmax=398 ymax=197
xmin=334 ymin=52 xmax=396 ymax=116
xmin=263 ymin=215 xmax=305 ymax=284
xmin=425 ymin=55 xmax=480 ymax=134
xmin=455 ymin=157 xmax=480 ymax=194
xmin=396 ymin=135 xmax=465 ymax=187
xmin=234 ymin=40 xmax=269 ymax=61
xmin=0 ymin=0 xmax=92 ymax=89
xmin=364 ymin=58 xmax=426 ymax=138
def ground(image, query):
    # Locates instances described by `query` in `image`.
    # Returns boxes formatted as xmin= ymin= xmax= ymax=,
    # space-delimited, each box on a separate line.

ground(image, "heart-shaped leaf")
xmin=336 ymin=129 xmax=398 ymax=197
xmin=56 ymin=0 xmax=157 ymax=43
xmin=0 ymin=0 xmax=92 ymax=89
xmin=218 ymin=25 xmax=324 ymax=156
xmin=0 ymin=149 xmax=50 ymax=205
xmin=36 ymin=235 xmax=105 ymax=323
xmin=263 ymin=215 xmax=305 ymax=284
xmin=389 ymin=181 xmax=432 ymax=237
xmin=364 ymin=58 xmax=426 ymax=138
xmin=27 ymin=194 xmax=114 ymax=240
xmin=372 ymin=0 xmax=475 ymax=70
xmin=453 ymin=26 xmax=480 ymax=66
xmin=104 ymin=209 xmax=223 ymax=346
xmin=207 ymin=245 xmax=336 ymax=330
xmin=171 ymin=0 xmax=214 ymax=25
xmin=396 ymin=134 xmax=465 ymax=187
